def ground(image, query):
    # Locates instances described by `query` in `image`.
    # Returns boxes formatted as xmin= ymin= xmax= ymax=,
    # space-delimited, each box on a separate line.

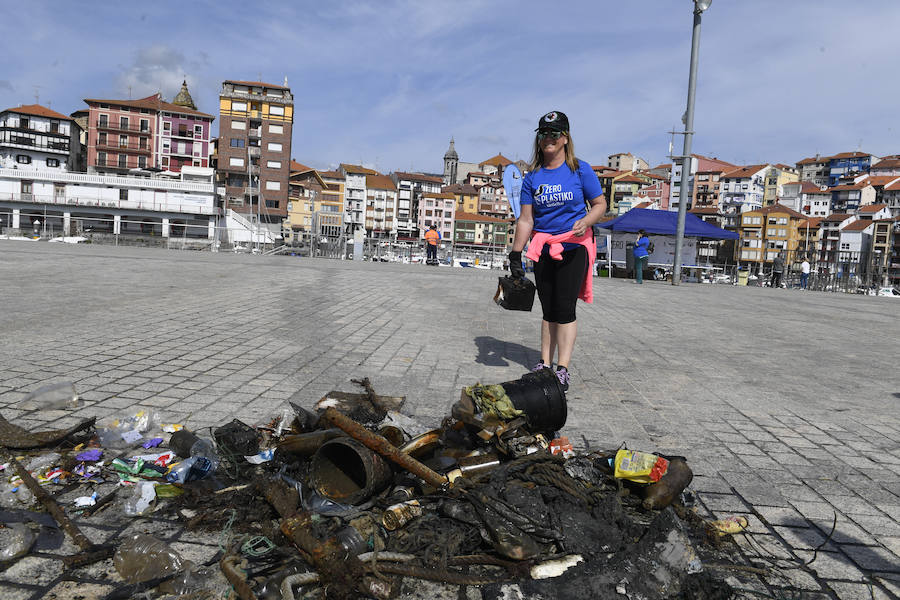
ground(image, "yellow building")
xmin=737 ymin=204 xmax=808 ymax=267
xmin=763 ymin=165 xmax=800 ymax=206
xmin=443 ymin=183 xmax=479 ymax=214
xmin=285 ymin=162 xmax=344 ymax=242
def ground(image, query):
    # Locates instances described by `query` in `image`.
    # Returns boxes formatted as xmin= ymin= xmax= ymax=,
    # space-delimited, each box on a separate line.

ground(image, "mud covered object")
xmin=214 ymin=419 xmax=261 ymax=457
xmin=494 ymin=276 xmax=536 ymax=311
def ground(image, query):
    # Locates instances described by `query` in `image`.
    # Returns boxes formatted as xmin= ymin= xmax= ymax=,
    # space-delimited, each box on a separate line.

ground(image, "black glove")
xmin=508 ymin=251 xmax=525 ymax=279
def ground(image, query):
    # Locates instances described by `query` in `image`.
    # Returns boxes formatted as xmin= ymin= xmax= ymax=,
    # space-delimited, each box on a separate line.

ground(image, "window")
xmin=119 ymin=189 xmax=128 ymax=201
xmin=120 ymin=116 xmax=128 ymax=129
xmin=163 ymin=121 xmax=171 ymax=132
xmin=267 ymin=142 xmax=282 ymax=151
xmin=21 ymin=181 xmax=33 ymax=197
xmin=99 ymin=114 xmax=108 ymax=126
xmin=194 ymin=124 xmax=203 ymax=137
xmin=140 ymin=119 xmax=149 ymax=132
xmin=269 ymin=124 xmax=283 ymax=134
xmin=266 ymin=160 xmax=281 ymax=169
xmin=118 ymin=154 xmax=127 ymax=167
xmin=162 ymin=141 xmax=170 ymax=153
xmin=138 ymin=156 xmax=147 ymax=168
xmin=97 ymin=152 xmax=106 ymax=166
xmin=230 ymin=138 xmax=245 ymax=148
xmin=269 ymin=105 xmax=284 ymax=116
xmin=46 ymin=158 xmax=60 ymax=167
xmin=54 ymin=183 xmax=65 ymax=197
xmin=231 ymin=101 xmax=247 ymax=112
xmin=265 ymin=180 xmax=281 ymax=191
xmin=98 ymin=132 xmax=107 ymax=146
xmin=16 ymin=154 xmax=31 ymax=164
xmin=119 ymin=134 xmax=128 ymax=148
xmin=49 ymin=121 xmax=59 ymax=133
xmin=229 ymin=157 xmax=244 ymax=167
xmin=231 ymin=120 xmax=246 ymax=130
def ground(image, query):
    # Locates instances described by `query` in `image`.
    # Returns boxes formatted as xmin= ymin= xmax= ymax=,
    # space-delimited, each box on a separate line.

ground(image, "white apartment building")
xmin=365 ymin=174 xmax=398 ymax=238
xmin=778 ymin=181 xmax=832 ymax=217
xmin=339 ymin=163 xmax=377 ymax=234
xmin=0 ymin=165 xmax=217 ymax=239
xmin=392 ymin=172 xmax=444 ymax=241
xmin=0 ymin=104 xmax=83 ymax=172
xmin=720 ymin=164 xmax=769 ymax=213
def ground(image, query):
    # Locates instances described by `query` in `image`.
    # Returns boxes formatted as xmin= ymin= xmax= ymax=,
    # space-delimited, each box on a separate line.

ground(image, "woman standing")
xmin=633 ymin=230 xmax=650 ymax=284
xmin=508 ymin=111 xmax=606 ymax=390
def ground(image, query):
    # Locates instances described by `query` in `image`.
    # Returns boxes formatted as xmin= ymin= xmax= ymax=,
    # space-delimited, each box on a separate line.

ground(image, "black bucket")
xmin=501 ymin=369 xmax=567 ymax=432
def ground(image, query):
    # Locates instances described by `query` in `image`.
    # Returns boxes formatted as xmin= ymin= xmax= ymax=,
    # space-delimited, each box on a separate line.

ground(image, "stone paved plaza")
xmin=1 ymin=240 xmax=899 ymax=598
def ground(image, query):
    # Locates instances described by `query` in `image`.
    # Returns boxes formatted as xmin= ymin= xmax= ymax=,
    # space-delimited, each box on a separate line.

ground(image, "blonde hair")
xmin=528 ymin=131 xmax=578 ymax=173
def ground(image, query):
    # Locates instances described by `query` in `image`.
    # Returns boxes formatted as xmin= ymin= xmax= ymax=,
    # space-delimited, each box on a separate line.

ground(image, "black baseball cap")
xmin=535 ymin=110 xmax=569 ymax=133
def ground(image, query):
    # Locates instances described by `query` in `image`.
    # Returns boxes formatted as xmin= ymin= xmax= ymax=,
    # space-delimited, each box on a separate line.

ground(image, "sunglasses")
xmin=537 ymin=130 xmax=565 ymax=141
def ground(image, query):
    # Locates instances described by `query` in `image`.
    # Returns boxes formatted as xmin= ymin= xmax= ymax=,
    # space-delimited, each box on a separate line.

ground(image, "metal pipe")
xmin=673 ymin=4 xmax=707 ymax=284
xmin=321 ymin=407 xmax=449 ymax=489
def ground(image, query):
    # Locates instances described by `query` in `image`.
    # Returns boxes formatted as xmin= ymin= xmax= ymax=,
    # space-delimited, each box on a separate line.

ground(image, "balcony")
xmin=0 ymin=135 xmax=69 ymax=154
xmin=0 ymin=190 xmax=213 ymax=215
xmin=248 ymin=128 xmax=261 ymax=138
xmin=94 ymin=157 xmax=147 ymax=170
xmin=249 ymin=147 xmax=261 ymax=158
xmin=95 ymin=120 xmax=151 ymax=134
xmin=167 ymin=129 xmax=198 ymax=139
xmin=96 ymin=141 xmax=151 ymax=154
xmin=1 ymin=124 xmax=68 ymax=137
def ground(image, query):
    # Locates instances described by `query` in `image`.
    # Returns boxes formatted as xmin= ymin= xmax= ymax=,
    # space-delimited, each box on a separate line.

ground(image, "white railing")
xmin=0 ymin=192 xmax=215 ymax=215
xmin=0 ymin=168 xmax=213 ymax=193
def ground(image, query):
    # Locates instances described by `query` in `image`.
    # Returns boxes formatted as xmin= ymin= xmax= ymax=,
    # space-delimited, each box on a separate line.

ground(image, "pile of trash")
xmin=0 ymin=373 xmax=743 ymax=599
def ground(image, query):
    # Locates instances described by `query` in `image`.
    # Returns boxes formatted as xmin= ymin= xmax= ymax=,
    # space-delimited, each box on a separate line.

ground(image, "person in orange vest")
xmin=424 ymin=224 xmax=441 ymax=265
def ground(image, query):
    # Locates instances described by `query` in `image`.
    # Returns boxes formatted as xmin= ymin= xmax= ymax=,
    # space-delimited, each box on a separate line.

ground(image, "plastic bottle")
xmin=165 ymin=456 xmax=216 ymax=484
xmin=123 ymin=481 xmax=157 ymax=516
xmin=113 ymin=533 xmax=193 ymax=583
xmin=335 ymin=525 xmax=368 ymax=557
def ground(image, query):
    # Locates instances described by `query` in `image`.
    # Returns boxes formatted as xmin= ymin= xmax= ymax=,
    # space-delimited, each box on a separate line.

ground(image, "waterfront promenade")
xmin=1 ymin=240 xmax=899 ymax=598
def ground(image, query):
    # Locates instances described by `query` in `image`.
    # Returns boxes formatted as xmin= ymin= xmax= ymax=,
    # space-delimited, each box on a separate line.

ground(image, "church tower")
xmin=443 ymin=137 xmax=459 ymax=185
xmin=172 ymin=80 xmax=197 ymax=110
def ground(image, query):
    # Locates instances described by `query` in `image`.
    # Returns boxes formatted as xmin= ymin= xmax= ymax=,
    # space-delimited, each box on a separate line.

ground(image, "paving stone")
xmin=825 ymin=581 xmax=892 ymax=600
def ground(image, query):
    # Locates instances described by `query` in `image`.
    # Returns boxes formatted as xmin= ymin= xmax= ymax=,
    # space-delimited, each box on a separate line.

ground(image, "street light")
xmin=672 ymin=0 xmax=712 ymax=285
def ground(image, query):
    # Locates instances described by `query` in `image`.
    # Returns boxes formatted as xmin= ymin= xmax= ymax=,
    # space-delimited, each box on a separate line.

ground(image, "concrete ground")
xmin=1 ymin=240 xmax=899 ymax=599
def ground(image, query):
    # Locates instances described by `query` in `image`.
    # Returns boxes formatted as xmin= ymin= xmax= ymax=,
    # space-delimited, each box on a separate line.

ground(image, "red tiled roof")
xmin=723 ymin=164 xmax=768 ymax=179
xmin=442 ymin=183 xmax=478 ymax=194
xmin=873 ymin=158 xmax=900 ymax=169
xmin=480 ymin=154 xmax=513 ymax=167
xmin=796 ymin=155 xmax=830 ymax=165
xmin=799 ymin=181 xmax=829 ymax=194
xmin=633 ymin=201 xmax=653 ymax=209
xmin=340 ymin=163 xmax=379 ymax=175
xmin=366 ymin=174 xmax=396 ymax=190
xmin=290 ymin=160 xmax=314 ymax=173
xmin=319 ymin=170 xmax=343 ymax=179
xmin=393 ymin=171 xmax=443 ymax=183
xmin=830 ymin=151 xmax=871 ymax=159
xmin=801 ymin=217 xmax=823 ymax=229
xmin=830 ymin=182 xmax=870 ymax=191
xmin=857 ymin=176 xmax=898 ymax=187
xmin=824 ymin=213 xmax=854 ymax=222
xmin=842 ymin=220 xmax=872 ymax=232
xmin=224 ymin=80 xmax=289 ymax=90
xmin=84 ymin=93 xmax=214 ymax=118
xmin=616 ymin=175 xmax=644 ymax=184
xmin=690 ymin=207 xmax=720 ymax=215
xmin=454 ymin=212 xmax=507 ymax=223
xmin=858 ymin=203 xmax=888 ymax=213
xmin=3 ymin=103 xmax=73 ymax=121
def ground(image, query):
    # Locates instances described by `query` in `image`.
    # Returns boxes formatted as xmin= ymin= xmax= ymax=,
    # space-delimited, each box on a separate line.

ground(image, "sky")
xmin=5 ymin=1 xmax=900 ymax=175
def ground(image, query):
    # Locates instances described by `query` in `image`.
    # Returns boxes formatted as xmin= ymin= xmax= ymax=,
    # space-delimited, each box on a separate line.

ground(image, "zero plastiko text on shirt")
xmin=534 ymin=184 xmax=575 ymax=207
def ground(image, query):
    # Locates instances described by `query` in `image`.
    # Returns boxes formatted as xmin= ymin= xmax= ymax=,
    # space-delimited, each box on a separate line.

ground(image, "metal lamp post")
xmin=672 ymin=0 xmax=712 ymax=285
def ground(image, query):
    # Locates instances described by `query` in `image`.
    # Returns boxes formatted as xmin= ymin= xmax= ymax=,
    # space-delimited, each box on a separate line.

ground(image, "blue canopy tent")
xmin=597 ymin=208 xmax=738 ymax=239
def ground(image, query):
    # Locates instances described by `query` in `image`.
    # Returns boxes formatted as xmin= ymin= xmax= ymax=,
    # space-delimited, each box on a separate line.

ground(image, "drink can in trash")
xmin=382 ymin=500 xmax=422 ymax=531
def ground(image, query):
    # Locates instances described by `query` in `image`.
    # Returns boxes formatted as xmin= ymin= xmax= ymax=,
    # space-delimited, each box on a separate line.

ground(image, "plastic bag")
xmin=612 ymin=450 xmax=669 ymax=483
xmin=17 ymin=382 xmax=79 ymax=410
xmin=113 ymin=533 xmax=192 ymax=583
xmin=123 ymin=481 xmax=157 ymax=516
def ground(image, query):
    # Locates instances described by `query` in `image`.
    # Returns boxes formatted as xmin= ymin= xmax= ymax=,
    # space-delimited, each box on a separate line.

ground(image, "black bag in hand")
xmin=493 ymin=276 xmax=536 ymax=311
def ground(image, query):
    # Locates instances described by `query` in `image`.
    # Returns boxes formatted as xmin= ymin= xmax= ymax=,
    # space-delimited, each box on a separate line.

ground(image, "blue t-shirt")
xmin=520 ymin=159 xmax=604 ymax=234
xmin=634 ymin=236 xmax=650 ymax=258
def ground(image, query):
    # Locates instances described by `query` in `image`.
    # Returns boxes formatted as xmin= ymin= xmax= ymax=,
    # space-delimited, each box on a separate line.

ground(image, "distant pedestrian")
xmin=800 ymin=258 xmax=810 ymax=290
xmin=633 ymin=230 xmax=650 ymax=284
xmin=424 ymin=225 xmax=440 ymax=265
xmin=771 ymin=252 xmax=785 ymax=288
xmin=508 ymin=110 xmax=607 ymax=391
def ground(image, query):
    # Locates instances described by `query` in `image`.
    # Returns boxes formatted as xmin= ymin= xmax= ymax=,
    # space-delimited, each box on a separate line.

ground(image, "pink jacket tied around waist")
xmin=525 ymin=231 xmax=596 ymax=303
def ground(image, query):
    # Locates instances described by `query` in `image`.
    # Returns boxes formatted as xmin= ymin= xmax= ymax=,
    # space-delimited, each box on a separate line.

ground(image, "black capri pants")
xmin=533 ymin=246 xmax=588 ymax=324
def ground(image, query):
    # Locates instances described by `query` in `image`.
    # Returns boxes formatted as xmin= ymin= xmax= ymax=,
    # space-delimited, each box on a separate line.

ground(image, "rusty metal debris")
xmin=0 ymin=375 xmax=740 ymax=599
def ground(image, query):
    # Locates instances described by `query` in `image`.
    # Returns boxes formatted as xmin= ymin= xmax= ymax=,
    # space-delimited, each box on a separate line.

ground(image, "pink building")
xmin=84 ymin=82 xmax=214 ymax=174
